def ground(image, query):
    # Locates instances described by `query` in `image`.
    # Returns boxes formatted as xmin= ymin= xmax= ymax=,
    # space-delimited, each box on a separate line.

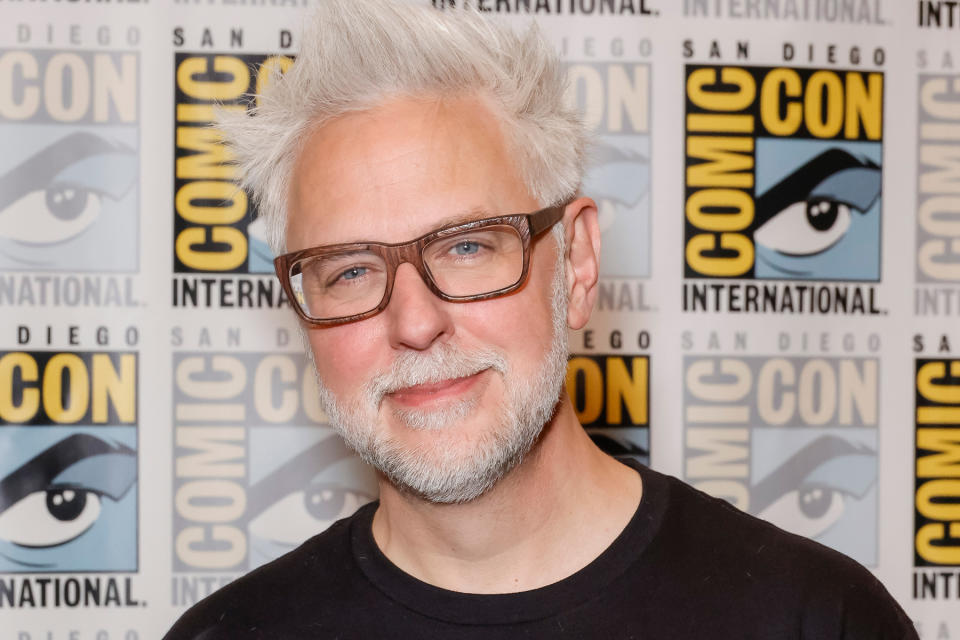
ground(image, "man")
xmin=166 ymin=1 xmax=916 ymax=637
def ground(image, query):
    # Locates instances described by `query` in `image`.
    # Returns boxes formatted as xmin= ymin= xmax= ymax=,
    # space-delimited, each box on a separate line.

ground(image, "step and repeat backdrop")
xmin=0 ymin=0 xmax=958 ymax=637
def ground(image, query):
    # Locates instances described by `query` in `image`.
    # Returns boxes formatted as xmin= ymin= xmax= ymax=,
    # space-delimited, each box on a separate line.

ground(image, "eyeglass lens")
xmin=288 ymin=224 xmax=524 ymax=321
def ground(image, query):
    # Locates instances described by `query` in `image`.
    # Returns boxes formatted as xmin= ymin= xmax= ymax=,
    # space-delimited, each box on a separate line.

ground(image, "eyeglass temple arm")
xmin=527 ymin=202 xmax=568 ymax=236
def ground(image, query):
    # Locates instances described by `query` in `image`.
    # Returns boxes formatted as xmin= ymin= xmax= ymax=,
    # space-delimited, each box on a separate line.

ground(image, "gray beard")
xmin=307 ymin=243 xmax=570 ymax=504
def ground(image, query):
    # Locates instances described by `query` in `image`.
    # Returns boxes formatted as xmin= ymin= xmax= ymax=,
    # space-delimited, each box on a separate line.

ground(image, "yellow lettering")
xmin=685 ymin=189 xmax=753 ymax=232
xmin=566 ymin=357 xmax=603 ymax=424
xmin=917 ymin=479 xmax=960 ymax=522
xmin=176 ymin=103 xmax=244 ymax=123
xmin=804 ymin=71 xmax=844 ymax=139
xmin=916 ymin=522 xmax=960 ymax=565
xmin=918 ymin=429 xmax=960 ymax=478
xmin=92 ymin=353 xmax=136 ymax=423
xmin=176 ymin=127 xmax=234 ymax=180
xmin=0 ymin=353 xmax=39 ymax=423
xmin=687 ymin=67 xmax=755 ymax=112
xmin=686 ymin=136 xmax=754 ymax=188
xmin=686 ymin=233 xmax=754 ymax=277
xmin=844 ymin=72 xmax=882 ymax=140
xmin=42 ymin=353 xmax=89 ymax=424
xmin=177 ymin=56 xmax=248 ymax=101
xmin=917 ymin=361 xmax=960 ymax=405
xmin=760 ymin=68 xmax=802 ymax=136
xmin=686 ymin=113 xmax=754 ymax=133
xmin=175 ymin=181 xmax=247 ymax=226
xmin=175 ymin=227 xmax=247 ymax=271
xmin=605 ymin=357 xmax=648 ymax=425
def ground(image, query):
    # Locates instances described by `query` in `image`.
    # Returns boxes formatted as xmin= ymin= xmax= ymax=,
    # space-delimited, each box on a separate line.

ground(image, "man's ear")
xmin=562 ymin=197 xmax=600 ymax=330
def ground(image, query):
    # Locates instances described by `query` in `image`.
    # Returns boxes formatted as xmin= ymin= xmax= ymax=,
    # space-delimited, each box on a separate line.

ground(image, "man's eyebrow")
xmin=327 ymin=207 xmax=507 ymax=246
xmin=429 ymin=207 xmax=497 ymax=231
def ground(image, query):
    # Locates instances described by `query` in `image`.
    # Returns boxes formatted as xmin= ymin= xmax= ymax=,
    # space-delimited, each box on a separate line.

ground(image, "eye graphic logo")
xmin=0 ymin=50 xmax=139 ymax=273
xmin=684 ymin=356 xmax=878 ymax=565
xmin=751 ymin=431 xmax=877 ymax=562
xmin=566 ymin=62 xmax=651 ymax=279
xmin=0 ymin=130 xmax=138 ymax=272
xmin=173 ymin=352 xmax=376 ymax=574
xmin=684 ymin=65 xmax=883 ymax=282
xmin=0 ymin=431 xmax=137 ymax=573
xmin=0 ymin=350 xmax=138 ymax=572
xmin=754 ymin=144 xmax=881 ymax=280
xmin=587 ymin=140 xmax=651 ymax=278
xmin=247 ymin=429 xmax=376 ymax=568
xmin=246 ymin=215 xmax=274 ymax=275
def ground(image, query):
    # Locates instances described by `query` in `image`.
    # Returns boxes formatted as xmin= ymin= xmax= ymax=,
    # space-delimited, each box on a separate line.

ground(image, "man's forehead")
xmin=309 ymin=206 xmax=510 ymax=247
xmin=286 ymin=94 xmax=536 ymax=249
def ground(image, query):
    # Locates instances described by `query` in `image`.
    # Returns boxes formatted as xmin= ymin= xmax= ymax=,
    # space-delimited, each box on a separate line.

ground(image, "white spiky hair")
xmin=218 ymin=0 xmax=586 ymax=254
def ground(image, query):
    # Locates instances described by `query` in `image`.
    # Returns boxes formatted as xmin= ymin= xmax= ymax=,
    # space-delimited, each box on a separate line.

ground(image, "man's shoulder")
xmin=163 ymin=504 xmax=373 ymax=640
xmin=658 ymin=468 xmax=865 ymax=576
xmin=644 ymin=467 xmax=916 ymax=637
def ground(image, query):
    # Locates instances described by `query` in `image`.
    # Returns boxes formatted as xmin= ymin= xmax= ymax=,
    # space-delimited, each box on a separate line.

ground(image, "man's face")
xmin=287 ymin=95 xmax=568 ymax=503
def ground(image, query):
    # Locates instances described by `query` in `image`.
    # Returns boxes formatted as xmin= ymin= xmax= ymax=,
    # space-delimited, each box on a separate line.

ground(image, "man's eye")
xmin=754 ymin=198 xmax=853 ymax=257
xmin=312 ymin=258 xmax=384 ymax=288
xmin=450 ymin=241 xmax=481 ymax=256
xmin=339 ymin=266 xmax=368 ymax=281
xmin=320 ymin=264 xmax=374 ymax=288
xmin=0 ymin=488 xmax=102 ymax=548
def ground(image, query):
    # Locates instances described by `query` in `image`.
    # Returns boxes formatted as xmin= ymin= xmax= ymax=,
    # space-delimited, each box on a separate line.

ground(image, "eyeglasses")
xmin=274 ymin=203 xmax=567 ymax=326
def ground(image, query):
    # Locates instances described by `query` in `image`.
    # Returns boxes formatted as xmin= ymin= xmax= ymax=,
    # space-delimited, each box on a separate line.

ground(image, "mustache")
xmin=365 ymin=343 xmax=508 ymax=407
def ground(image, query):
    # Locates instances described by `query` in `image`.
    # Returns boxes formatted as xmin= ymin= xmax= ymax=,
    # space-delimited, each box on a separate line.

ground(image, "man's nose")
xmin=383 ymin=262 xmax=454 ymax=350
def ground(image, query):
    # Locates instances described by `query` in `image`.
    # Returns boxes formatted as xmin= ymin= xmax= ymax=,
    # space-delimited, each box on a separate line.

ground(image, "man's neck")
xmin=370 ymin=401 xmax=643 ymax=594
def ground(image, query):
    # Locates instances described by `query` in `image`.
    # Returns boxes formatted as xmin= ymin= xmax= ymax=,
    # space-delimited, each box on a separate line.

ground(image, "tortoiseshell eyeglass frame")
xmin=273 ymin=202 xmax=568 ymax=327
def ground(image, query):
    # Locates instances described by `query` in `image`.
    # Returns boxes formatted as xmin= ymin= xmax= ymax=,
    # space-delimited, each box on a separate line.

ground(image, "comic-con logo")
xmin=566 ymin=355 xmax=649 ymax=464
xmin=683 ymin=355 xmax=878 ymax=565
xmin=916 ymin=75 xmax=960 ymax=287
xmin=0 ymin=350 xmax=138 ymax=573
xmin=684 ymin=65 xmax=882 ymax=282
xmin=0 ymin=50 xmax=139 ymax=273
xmin=566 ymin=62 xmax=650 ymax=279
xmin=173 ymin=53 xmax=291 ymax=275
xmin=915 ymin=359 xmax=960 ymax=568
xmin=172 ymin=352 xmax=375 ymax=597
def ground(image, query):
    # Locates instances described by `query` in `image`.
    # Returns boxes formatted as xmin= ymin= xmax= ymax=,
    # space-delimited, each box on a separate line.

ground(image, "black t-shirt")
xmin=165 ymin=461 xmax=917 ymax=639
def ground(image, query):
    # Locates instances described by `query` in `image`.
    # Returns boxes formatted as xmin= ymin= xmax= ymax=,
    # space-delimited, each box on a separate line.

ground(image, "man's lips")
xmin=386 ymin=370 xmax=486 ymax=408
